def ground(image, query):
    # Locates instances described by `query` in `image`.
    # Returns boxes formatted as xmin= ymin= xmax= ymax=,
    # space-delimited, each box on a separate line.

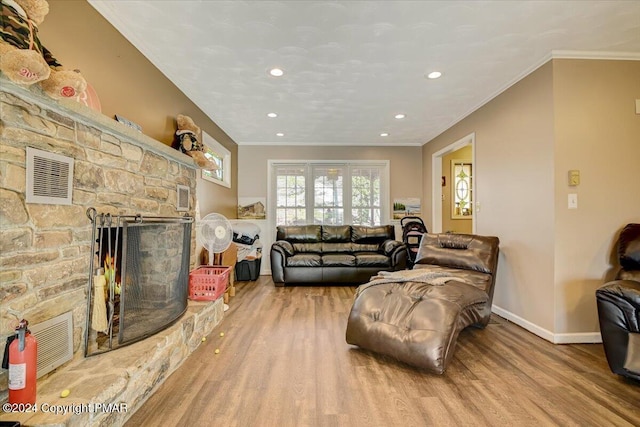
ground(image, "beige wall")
xmin=422 ymin=59 xmax=640 ymax=339
xmin=552 ymin=59 xmax=640 ymax=334
xmin=442 ymin=145 xmax=473 ymax=233
xmin=422 ymin=62 xmax=557 ymax=333
xmin=41 ymin=0 xmax=237 ymax=218
xmin=238 ymin=145 xmax=423 ymax=219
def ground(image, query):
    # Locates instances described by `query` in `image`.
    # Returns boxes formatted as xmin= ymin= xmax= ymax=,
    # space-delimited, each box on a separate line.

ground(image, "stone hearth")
xmin=0 ymin=299 xmax=223 ymax=426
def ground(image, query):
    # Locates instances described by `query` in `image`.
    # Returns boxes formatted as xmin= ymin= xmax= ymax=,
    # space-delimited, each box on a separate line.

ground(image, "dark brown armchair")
xmin=596 ymin=223 xmax=640 ymax=381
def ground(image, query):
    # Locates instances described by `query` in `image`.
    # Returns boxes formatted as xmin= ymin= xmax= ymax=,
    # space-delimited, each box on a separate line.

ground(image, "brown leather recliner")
xmin=596 ymin=223 xmax=640 ymax=381
xmin=346 ymin=232 xmax=499 ymax=374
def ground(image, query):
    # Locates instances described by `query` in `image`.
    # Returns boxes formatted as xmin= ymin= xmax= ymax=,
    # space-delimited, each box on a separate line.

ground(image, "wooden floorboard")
xmin=126 ymin=277 xmax=640 ymax=427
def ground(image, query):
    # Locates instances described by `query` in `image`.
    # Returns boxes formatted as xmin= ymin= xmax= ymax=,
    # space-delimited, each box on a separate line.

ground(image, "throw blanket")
xmin=368 ymin=269 xmax=461 ymax=287
xmin=356 ymin=270 xmax=470 ymax=296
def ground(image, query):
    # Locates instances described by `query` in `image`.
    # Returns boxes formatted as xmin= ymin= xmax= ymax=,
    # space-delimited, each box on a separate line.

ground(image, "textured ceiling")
xmin=89 ymin=1 xmax=640 ymax=146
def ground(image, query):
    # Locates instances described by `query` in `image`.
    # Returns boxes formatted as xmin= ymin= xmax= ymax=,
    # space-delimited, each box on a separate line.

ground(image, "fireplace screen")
xmin=85 ymin=209 xmax=193 ymax=356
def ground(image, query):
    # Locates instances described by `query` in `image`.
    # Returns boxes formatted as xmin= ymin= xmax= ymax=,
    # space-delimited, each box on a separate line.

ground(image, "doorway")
xmin=431 ymin=133 xmax=475 ymax=234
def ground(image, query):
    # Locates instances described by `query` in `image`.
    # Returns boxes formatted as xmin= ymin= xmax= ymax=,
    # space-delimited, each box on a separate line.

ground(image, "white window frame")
xmin=268 ymin=160 xmax=390 ymax=227
xmin=201 ymin=131 xmax=231 ymax=188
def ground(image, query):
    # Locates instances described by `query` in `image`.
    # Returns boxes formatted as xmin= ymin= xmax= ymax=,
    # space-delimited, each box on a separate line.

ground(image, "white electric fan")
xmin=196 ymin=213 xmax=233 ymax=310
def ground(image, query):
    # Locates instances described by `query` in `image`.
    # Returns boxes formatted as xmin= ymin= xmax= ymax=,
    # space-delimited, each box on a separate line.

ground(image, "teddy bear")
xmin=0 ymin=0 xmax=87 ymax=99
xmin=175 ymin=114 xmax=218 ymax=171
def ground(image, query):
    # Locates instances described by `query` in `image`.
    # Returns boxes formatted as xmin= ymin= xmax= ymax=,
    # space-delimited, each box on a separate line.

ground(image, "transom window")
xmin=270 ymin=161 xmax=389 ymax=226
xmin=201 ymin=132 xmax=231 ymax=188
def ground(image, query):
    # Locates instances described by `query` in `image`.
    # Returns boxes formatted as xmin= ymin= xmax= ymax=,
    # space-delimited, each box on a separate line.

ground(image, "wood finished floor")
xmin=126 ymin=277 xmax=640 ymax=427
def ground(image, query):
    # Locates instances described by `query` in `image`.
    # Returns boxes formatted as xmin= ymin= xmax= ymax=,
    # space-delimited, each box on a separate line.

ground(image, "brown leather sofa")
xmin=596 ymin=223 xmax=640 ymax=381
xmin=270 ymin=225 xmax=407 ymax=286
xmin=346 ymin=232 xmax=500 ymax=374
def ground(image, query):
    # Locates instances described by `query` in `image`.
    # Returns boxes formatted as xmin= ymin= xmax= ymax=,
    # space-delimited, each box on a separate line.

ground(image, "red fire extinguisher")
xmin=8 ymin=319 xmax=38 ymax=405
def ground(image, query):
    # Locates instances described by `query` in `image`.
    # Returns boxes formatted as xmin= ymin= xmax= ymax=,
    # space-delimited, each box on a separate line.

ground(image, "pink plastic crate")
xmin=188 ymin=266 xmax=230 ymax=301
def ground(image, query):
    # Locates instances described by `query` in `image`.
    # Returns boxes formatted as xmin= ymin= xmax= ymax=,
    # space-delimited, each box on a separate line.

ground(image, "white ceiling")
xmin=89 ymin=1 xmax=640 ymax=146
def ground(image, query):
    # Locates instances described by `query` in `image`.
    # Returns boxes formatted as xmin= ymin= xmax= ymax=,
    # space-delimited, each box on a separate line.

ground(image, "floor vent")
xmin=30 ymin=311 xmax=74 ymax=378
xmin=26 ymin=147 xmax=74 ymax=205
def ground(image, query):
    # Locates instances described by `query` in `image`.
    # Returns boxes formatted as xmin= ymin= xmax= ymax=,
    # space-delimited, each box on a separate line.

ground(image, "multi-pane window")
xmin=272 ymin=161 xmax=388 ymax=226
xmin=313 ymin=166 xmax=344 ymax=225
xmin=203 ymin=149 xmax=224 ymax=181
xmin=351 ymin=166 xmax=381 ymax=226
xmin=275 ymin=165 xmax=306 ymax=225
xmin=201 ymin=132 xmax=231 ymax=188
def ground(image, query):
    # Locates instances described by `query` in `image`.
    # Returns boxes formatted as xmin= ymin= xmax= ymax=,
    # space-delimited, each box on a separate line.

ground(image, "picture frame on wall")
xmin=238 ymin=197 xmax=266 ymax=219
xmin=393 ymin=198 xmax=421 ymax=219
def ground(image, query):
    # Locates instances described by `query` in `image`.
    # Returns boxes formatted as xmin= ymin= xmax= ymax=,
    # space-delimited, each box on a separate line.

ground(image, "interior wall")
xmin=422 ymin=62 xmax=556 ymax=333
xmin=422 ymin=58 xmax=640 ymax=338
xmin=40 ymin=0 xmax=237 ymax=218
xmin=552 ymin=59 xmax=640 ymax=334
xmin=238 ymin=145 xmax=423 ymax=213
xmin=442 ymin=145 xmax=473 ymax=233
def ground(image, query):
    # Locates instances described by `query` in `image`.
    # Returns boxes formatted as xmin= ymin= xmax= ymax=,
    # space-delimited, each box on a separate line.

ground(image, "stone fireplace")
xmin=0 ymin=78 xmax=223 ymax=426
xmin=85 ymin=213 xmax=193 ymax=356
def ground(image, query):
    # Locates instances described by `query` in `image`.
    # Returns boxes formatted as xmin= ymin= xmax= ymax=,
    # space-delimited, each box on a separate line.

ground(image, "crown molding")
xmin=422 ymin=50 xmax=640 ymax=145
xmin=423 ymin=51 xmax=554 ymax=145
xmin=239 ymin=141 xmax=423 ymax=147
xmin=551 ymin=50 xmax=640 ymax=60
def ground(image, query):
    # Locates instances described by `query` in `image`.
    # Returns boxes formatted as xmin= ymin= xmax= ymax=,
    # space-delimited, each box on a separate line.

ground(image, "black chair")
xmin=596 ymin=223 xmax=640 ymax=381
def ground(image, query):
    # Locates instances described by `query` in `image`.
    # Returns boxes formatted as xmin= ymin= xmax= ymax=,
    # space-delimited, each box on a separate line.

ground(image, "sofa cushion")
xmin=322 ymin=242 xmax=353 ymax=253
xmin=352 ymin=243 xmax=380 ymax=252
xmin=293 ymin=242 xmax=323 ymax=253
xmin=322 ymin=253 xmax=356 ymax=267
xmin=352 ymin=225 xmax=394 ymax=244
xmin=322 ymin=225 xmax=351 ymax=242
xmin=355 ymin=252 xmax=391 ymax=267
xmin=287 ymin=253 xmax=322 ymax=267
xmin=277 ymin=225 xmax=321 ymax=242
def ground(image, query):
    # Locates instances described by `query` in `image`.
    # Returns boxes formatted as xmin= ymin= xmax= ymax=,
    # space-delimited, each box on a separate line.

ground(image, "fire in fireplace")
xmin=85 ymin=208 xmax=193 ymax=356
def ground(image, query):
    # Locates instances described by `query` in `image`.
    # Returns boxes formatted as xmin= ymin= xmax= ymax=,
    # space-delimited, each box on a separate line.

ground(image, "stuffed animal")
xmin=0 ymin=0 xmax=87 ymax=99
xmin=175 ymin=114 xmax=218 ymax=171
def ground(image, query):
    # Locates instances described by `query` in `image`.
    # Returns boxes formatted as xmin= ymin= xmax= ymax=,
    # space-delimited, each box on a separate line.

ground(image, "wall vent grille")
xmin=26 ymin=147 xmax=73 ymax=205
xmin=177 ymin=184 xmax=190 ymax=211
xmin=30 ymin=311 xmax=74 ymax=378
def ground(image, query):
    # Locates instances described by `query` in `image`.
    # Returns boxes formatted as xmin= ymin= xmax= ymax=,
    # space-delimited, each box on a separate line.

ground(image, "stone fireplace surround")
xmin=0 ymin=78 xmax=223 ymax=426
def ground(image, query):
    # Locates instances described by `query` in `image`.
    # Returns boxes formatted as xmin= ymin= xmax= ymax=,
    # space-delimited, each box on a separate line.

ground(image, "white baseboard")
xmin=553 ymin=332 xmax=602 ymax=344
xmin=491 ymin=305 xmax=602 ymax=344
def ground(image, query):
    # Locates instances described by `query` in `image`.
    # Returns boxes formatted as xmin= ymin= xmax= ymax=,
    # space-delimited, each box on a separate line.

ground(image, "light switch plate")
xmin=636 ymin=99 xmax=640 ymax=115
xmin=568 ymin=193 xmax=578 ymax=209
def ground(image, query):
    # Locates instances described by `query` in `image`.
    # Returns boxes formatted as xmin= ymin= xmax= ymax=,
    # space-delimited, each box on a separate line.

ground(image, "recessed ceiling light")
xmin=380 ymin=133 xmax=389 ymax=137
xmin=276 ymin=132 xmax=284 ymax=137
xmin=269 ymin=68 xmax=284 ymax=77
xmin=427 ymin=71 xmax=442 ymax=79
xmin=394 ymin=114 xmax=406 ymax=119
xmin=267 ymin=113 xmax=278 ymax=118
